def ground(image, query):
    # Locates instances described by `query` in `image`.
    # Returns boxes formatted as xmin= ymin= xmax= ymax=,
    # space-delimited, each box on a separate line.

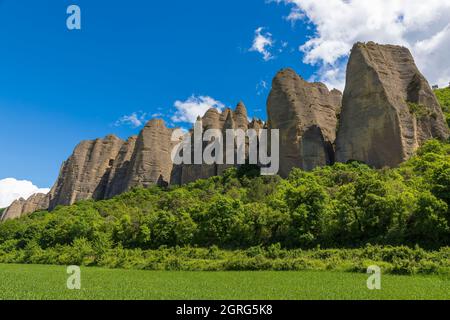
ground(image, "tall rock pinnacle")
xmin=336 ymin=42 xmax=450 ymax=168
xmin=3 ymin=41 xmax=449 ymax=222
xmin=267 ymin=68 xmax=342 ymax=177
xmin=122 ymin=119 xmax=176 ymax=189
xmin=172 ymin=102 xmax=253 ymax=185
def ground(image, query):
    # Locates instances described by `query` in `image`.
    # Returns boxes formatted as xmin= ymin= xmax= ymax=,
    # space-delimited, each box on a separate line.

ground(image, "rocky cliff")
xmin=267 ymin=68 xmax=342 ymax=177
xmin=48 ymin=135 xmax=125 ymax=210
xmin=336 ymin=42 xmax=449 ymax=168
xmin=1 ymin=103 xmax=258 ymax=221
xmin=104 ymin=136 xmax=138 ymax=198
xmin=2 ymin=41 xmax=449 ymax=221
xmin=121 ymin=119 xmax=177 ymax=190
xmin=171 ymin=102 xmax=258 ymax=185
xmin=1 ymin=193 xmax=50 ymax=221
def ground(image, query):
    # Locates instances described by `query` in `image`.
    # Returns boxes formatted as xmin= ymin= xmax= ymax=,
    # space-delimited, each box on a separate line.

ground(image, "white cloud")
xmin=172 ymin=95 xmax=227 ymax=124
xmin=115 ymin=112 xmax=148 ymax=128
xmin=275 ymin=0 xmax=450 ymax=90
xmin=0 ymin=178 xmax=50 ymax=208
xmin=250 ymin=27 xmax=275 ymax=61
xmin=256 ymin=80 xmax=269 ymax=96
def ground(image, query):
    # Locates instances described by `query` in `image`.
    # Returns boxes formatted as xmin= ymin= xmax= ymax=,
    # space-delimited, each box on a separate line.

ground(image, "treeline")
xmin=0 ymin=140 xmax=449 ymax=254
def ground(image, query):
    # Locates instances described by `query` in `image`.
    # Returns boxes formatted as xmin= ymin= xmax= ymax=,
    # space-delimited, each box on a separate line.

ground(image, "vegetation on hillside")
xmin=0 ymin=140 xmax=449 ymax=273
xmin=435 ymin=87 xmax=450 ymax=127
xmin=0 ymin=208 xmax=4 ymax=216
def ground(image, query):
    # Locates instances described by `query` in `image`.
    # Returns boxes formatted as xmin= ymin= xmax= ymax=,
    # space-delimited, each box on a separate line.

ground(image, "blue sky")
xmin=0 ymin=0 xmax=314 ymax=189
xmin=1 ymin=0 xmax=449 ymax=200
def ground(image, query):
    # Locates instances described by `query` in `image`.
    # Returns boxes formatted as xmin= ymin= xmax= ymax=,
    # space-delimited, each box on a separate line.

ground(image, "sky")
xmin=1 ymin=0 xmax=450 ymax=207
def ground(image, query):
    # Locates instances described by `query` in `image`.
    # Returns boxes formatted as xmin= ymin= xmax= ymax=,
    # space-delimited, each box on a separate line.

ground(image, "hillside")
xmin=1 ymin=140 xmax=449 ymax=255
xmin=435 ymin=87 xmax=450 ymax=128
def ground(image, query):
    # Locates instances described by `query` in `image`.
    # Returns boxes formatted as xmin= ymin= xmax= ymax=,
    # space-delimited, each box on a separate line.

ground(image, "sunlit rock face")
xmin=267 ymin=68 xmax=342 ymax=177
xmin=336 ymin=42 xmax=449 ymax=168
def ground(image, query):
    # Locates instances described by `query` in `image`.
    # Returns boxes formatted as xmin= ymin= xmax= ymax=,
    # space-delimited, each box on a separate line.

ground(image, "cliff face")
xmin=48 ymin=135 xmax=125 ymax=210
xmin=2 ymin=120 xmax=179 ymax=221
xmin=121 ymin=119 xmax=176 ymax=190
xmin=336 ymin=42 xmax=450 ymax=168
xmin=3 ymin=41 xmax=449 ymax=222
xmin=104 ymin=136 xmax=138 ymax=199
xmin=267 ymin=68 xmax=342 ymax=177
xmin=172 ymin=102 xmax=255 ymax=185
xmin=48 ymin=120 xmax=178 ymax=209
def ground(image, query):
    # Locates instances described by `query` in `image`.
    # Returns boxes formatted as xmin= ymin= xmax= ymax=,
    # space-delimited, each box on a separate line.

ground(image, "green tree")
xmin=197 ymin=195 xmax=244 ymax=247
xmin=407 ymin=192 xmax=449 ymax=246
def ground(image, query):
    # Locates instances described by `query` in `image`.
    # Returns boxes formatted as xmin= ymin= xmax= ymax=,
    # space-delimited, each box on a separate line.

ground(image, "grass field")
xmin=0 ymin=264 xmax=448 ymax=300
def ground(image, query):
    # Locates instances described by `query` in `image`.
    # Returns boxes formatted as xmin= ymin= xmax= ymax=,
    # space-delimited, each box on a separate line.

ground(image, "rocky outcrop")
xmin=1 ymin=193 xmax=50 ymax=221
xmin=4 ymin=41 xmax=449 ymax=222
xmin=172 ymin=102 xmax=254 ymax=185
xmin=336 ymin=42 xmax=449 ymax=168
xmin=1 ymin=119 xmax=181 ymax=221
xmin=1 ymin=120 xmax=179 ymax=221
xmin=267 ymin=68 xmax=342 ymax=177
xmin=104 ymin=136 xmax=138 ymax=198
xmin=48 ymin=135 xmax=125 ymax=210
xmin=122 ymin=119 xmax=177 ymax=189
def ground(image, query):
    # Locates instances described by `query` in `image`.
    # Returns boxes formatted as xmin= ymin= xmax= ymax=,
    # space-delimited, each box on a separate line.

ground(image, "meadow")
xmin=0 ymin=264 xmax=448 ymax=300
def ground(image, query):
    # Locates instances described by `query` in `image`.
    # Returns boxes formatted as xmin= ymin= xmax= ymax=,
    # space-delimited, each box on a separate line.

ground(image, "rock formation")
xmin=3 ymin=41 xmax=450 ymax=222
xmin=172 ymin=102 xmax=257 ymax=185
xmin=121 ymin=119 xmax=176 ymax=190
xmin=48 ymin=135 xmax=125 ymax=210
xmin=1 ymin=193 xmax=50 ymax=221
xmin=104 ymin=136 xmax=138 ymax=198
xmin=336 ymin=42 xmax=450 ymax=168
xmin=2 ymin=121 xmax=179 ymax=220
xmin=267 ymin=68 xmax=342 ymax=177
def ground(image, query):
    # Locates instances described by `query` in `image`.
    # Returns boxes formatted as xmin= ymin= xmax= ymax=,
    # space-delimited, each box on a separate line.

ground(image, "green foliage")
xmin=435 ymin=87 xmax=450 ymax=128
xmin=0 ymin=243 xmax=448 ymax=276
xmin=407 ymin=102 xmax=433 ymax=119
xmin=1 ymin=140 xmax=450 ymax=265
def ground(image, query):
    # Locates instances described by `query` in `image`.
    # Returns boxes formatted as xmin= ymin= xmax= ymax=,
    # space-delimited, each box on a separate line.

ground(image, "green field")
xmin=0 ymin=264 xmax=448 ymax=300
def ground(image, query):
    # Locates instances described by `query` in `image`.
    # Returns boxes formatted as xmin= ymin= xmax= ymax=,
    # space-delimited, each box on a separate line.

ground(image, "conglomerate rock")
xmin=336 ymin=42 xmax=449 ymax=168
xmin=267 ymin=68 xmax=342 ymax=177
xmin=4 ymin=42 xmax=449 ymax=221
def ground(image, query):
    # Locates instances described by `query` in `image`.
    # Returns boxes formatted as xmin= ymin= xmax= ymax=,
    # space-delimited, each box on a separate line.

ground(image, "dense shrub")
xmin=435 ymin=87 xmax=450 ymax=128
xmin=0 ymin=241 xmax=447 ymax=275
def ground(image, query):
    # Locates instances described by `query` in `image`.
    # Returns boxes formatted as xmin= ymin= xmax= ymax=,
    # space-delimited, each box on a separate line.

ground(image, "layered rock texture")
xmin=120 ymin=120 xmax=177 ymax=191
xmin=48 ymin=135 xmax=125 ymax=210
xmin=2 ymin=41 xmax=449 ymax=221
xmin=336 ymin=42 xmax=449 ymax=168
xmin=1 ymin=123 xmax=176 ymax=221
xmin=267 ymin=68 xmax=342 ymax=177
xmin=1 ymin=103 xmax=258 ymax=221
xmin=171 ymin=102 xmax=264 ymax=185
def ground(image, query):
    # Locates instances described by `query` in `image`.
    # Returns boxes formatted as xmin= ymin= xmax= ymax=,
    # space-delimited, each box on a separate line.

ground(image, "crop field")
xmin=0 ymin=264 xmax=448 ymax=300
